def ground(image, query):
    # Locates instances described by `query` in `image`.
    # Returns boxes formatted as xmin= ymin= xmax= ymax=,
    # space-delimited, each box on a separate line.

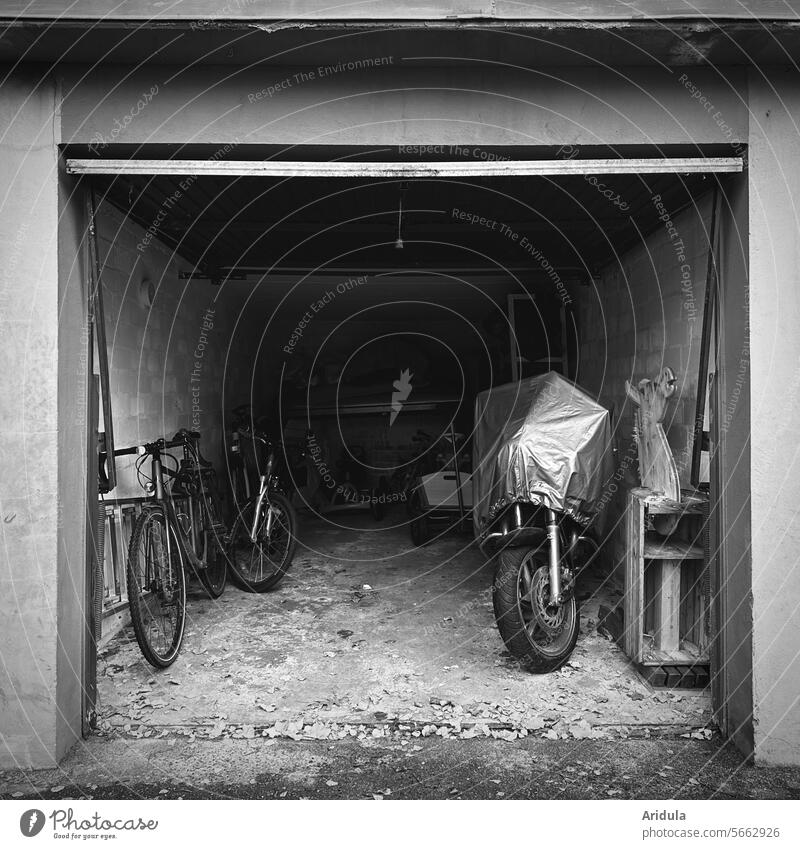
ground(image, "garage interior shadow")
xmin=94 ymin=152 xmax=716 ymax=738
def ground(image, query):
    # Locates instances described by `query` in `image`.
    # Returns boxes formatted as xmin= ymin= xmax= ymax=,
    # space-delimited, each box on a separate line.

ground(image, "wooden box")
xmin=623 ymin=487 xmax=710 ymax=684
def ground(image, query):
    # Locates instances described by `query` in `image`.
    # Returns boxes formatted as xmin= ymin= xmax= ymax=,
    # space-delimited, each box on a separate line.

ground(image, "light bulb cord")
xmin=397 ymin=196 xmax=403 ymax=240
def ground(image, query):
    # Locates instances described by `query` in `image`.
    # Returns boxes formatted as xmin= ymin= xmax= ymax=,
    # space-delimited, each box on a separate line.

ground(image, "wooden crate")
xmin=623 ymin=488 xmax=710 ymax=680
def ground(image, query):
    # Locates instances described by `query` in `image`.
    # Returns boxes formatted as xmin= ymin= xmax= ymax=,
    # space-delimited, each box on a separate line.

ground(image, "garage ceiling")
xmin=85 ymin=147 xmax=722 ymax=278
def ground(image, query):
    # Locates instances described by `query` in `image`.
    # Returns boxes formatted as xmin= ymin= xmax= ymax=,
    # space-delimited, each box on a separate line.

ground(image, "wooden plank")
xmin=623 ymin=492 xmax=635 ymax=659
xmin=636 ymin=488 xmax=707 ymax=514
xmin=87 ymin=191 xmax=116 ymax=491
xmin=692 ymin=665 xmax=711 ymax=688
xmin=646 ymin=501 xmax=706 ymax=515
xmin=640 ymin=666 xmax=669 ymax=687
xmin=623 ymin=494 xmax=632 ymax=657
xmin=640 ymin=648 xmax=708 ymax=665
xmin=643 ymin=533 xmax=704 ymax=560
xmin=638 ymin=662 xmax=710 ymax=688
xmin=101 ymin=495 xmax=151 ymax=507
xmin=83 ymin=375 xmax=100 ymax=736
xmin=653 ymin=560 xmax=682 ymax=653
xmin=680 ymin=563 xmax=693 ymax=645
xmin=643 ymin=559 xmax=656 ymax=639
xmin=624 ymin=490 xmax=646 ymax=662
xmin=691 ymin=187 xmax=720 ymax=487
xmin=107 ymin=507 xmax=121 ymax=600
xmin=66 ymin=157 xmax=744 ymax=179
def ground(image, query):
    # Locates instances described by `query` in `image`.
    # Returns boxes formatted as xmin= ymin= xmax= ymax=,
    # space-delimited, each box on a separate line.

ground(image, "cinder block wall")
xmin=97 ymin=202 xmax=242 ymax=498
xmin=577 ymin=193 xmax=713 ymax=575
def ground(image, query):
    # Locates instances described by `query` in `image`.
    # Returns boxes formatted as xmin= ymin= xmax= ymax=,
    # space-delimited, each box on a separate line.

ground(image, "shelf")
xmin=640 ymin=645 xmax=709 ymax=666
xmin=643 ymin=533 xmax=704 ymax=560
xmin=630 ymin=487 xmax=708 ymax=515
xmin=287 ymin=396 xmax=461 ymax=417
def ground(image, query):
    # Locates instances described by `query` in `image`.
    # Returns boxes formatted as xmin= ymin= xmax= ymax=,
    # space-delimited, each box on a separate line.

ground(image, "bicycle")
xmin=227 ymin=425 xmax=298 ymax=593
xmin=227 ymin=404 xmax=257 ymax=510
xmin=114 ymin=429 xmax=227 ymax=668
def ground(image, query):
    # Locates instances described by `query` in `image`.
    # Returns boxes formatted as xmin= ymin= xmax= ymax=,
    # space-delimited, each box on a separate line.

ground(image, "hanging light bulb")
xmin=394 ymin=193 xmax=404 ymax=250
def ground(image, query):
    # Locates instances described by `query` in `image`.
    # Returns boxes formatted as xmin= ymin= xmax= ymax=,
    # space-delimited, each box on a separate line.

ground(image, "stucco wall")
xmin=58 ymin=65 xmax=747 ymax=149
xmin=7 ymin=52 xmax=800 ymax=767
xmin=746 ymin=71 xmax=800 ymax=766
xmin=0 ymin=72 xmax=67 ymax=768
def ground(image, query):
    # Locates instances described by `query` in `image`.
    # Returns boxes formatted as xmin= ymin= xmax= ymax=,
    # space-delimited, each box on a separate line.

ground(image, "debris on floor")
xmin=96 ymin=515 xmax=710 ymax=741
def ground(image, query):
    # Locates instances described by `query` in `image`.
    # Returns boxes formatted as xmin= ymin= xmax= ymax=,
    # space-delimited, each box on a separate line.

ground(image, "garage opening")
xmin=72 ymin=149 xmax=739 ymax=741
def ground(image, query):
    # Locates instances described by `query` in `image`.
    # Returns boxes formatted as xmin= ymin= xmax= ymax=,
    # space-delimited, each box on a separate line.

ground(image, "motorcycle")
xmin=473 ymin=372 xmax=614 ymax=672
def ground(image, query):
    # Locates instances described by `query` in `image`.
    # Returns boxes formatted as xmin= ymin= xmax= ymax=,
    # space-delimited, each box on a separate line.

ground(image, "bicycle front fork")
xmin=249 ymin=476 xmax=275 ymax=543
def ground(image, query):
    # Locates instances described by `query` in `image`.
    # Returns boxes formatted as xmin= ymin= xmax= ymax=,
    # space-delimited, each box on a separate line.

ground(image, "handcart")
xmin=406 ymin=422 xmax=473 ymax=546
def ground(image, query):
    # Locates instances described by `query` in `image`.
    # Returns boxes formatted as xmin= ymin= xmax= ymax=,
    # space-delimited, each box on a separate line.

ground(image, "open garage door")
xmin=68 ymin=156 xmax=742 ymax=178
xmin=74 ymin=150 xmax=743 ymax=753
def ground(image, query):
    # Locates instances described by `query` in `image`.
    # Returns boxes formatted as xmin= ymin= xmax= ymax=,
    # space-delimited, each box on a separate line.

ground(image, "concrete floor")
xmin=3 ymin=736 xmax=800 ymax=801
xmin=94 ymin=512 xmax=710 ymax=739
xmin=5 ymin=514 xmax=797 ymax=801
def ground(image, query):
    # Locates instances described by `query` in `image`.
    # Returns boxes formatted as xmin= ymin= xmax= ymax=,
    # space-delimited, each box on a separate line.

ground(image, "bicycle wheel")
xmin=196 ymin=488 xmax=227 ymax=599
xmin=126 ymin=505 xmax=186 ymax=668
xmin=228 ymin=492 xmax=297 ymax=592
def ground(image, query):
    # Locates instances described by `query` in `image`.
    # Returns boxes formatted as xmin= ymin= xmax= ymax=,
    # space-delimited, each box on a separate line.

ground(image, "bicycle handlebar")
xmin=114 ymin=433 xmax=192 ymax=458
xmin=113 ymin=445 xmax=141 ymax=457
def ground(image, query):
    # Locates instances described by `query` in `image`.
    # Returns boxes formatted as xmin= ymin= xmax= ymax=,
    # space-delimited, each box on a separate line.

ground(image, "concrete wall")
xmin=711 ymin=171 xmax=753 ymax=758
xmin=56 ymin=160 xmax=90 ymax=759
xmin=578 ymin=195 xmax=713 ymax=477
xmin=7 ymin=1 xmax=798 ymax=23
xmin=577 ymin=195 xmax=713 ymax=574
xmin=8 ymin=54 xmax=800 ymax=766
xmin=96 ymin=202 xmax=240 ymax=497
xmin=0 ymin=70 xmax=87 ymax=768
xmin=58 ymin=65 xmax=747 ymax=149
xmin=575 ymin=175 xmax=758 ymax=758
xmin=745 ymin=71 xmax=800 ymax=766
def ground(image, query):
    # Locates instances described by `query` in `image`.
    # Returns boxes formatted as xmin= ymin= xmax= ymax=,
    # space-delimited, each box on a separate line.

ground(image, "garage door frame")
xmin=67 ymin=157 xmax=743 ymax=178
xmin=75 ymin=151 xmax=744 ymax=749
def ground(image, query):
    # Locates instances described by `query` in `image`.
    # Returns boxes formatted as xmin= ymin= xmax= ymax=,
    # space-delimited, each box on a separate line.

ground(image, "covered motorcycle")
xmin=473 ymin=371 xmax=613 ymax=535
xmin=472 ymin=372 xmax=614 ymax=672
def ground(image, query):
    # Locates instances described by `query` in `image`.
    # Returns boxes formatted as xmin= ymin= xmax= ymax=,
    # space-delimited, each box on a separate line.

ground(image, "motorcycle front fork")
xmin=545 ymin=509 xmax=562 ymax=606
xmin=545 ymin=509 xmax=584 ymax=607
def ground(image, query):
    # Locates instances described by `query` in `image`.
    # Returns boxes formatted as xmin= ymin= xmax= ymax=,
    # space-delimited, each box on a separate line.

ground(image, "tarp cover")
xmin=472 ymin=372 xmax=613 ymax=535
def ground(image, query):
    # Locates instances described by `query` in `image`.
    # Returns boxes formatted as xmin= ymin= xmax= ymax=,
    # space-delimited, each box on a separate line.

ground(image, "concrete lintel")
xmin=3 ymin=1 xmax=800 ymax=24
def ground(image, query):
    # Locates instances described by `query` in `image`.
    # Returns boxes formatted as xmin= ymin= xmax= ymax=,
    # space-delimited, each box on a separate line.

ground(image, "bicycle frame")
xmin=121 ymin=436 xmax=207 ymax=576
xmin=248 ymin=442 xmax=276 ymax=544
xmin=229 ymin=428 xmax=252 ymax=502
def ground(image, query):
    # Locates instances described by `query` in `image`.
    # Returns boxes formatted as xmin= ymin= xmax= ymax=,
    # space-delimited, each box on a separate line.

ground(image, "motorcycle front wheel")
xmin=492 ymin=546 xmax=579 ymax=673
